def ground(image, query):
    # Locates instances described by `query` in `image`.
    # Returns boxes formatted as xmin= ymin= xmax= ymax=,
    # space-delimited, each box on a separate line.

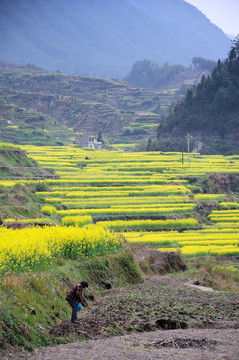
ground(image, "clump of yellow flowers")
xmin=0 ymin=225 xmax=123 ymax=275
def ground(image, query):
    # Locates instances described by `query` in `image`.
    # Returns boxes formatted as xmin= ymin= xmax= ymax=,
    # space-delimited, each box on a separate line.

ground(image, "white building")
xmin=88 ymin=135 xmax=102 ymax=149
xmin=76 ymin=134 xmax=102 ymax=149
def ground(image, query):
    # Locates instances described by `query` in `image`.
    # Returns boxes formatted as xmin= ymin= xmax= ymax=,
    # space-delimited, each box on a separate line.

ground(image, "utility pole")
xmin=187 ymin=133 xmax=190 ymax=168
xmin=181 ymin=136 xmax=184 ymax=165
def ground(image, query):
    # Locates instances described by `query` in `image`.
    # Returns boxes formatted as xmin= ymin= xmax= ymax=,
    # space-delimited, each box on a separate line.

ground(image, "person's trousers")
xmin=67 ymin=299 xmax=78 ymax=322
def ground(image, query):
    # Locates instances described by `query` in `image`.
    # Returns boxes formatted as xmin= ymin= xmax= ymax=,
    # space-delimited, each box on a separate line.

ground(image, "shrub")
xmin=35 ymin=182 xmax=48 ymax=192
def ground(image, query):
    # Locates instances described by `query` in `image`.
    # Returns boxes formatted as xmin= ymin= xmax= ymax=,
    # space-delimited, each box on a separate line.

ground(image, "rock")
xmin=29 ymin=307 xmax=36 ymax=315
xmin=143 ymin=323 xmax=155 ymax=332
xmin=155 ymin=319 xmax=188 ymax=330
xmin=194 ymin=280 xmax=201 ymax=285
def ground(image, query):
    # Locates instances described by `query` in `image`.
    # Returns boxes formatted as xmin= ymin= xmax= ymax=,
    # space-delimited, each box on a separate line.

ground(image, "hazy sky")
xmin=185 ymin=0 xmax=239 ymax=36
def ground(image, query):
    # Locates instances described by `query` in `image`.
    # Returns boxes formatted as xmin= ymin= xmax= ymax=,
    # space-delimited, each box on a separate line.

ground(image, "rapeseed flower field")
xmin=0 ymin=225 xmax=122 ymax=275
xmin=1 ymin=144 xmax=239 ymax=273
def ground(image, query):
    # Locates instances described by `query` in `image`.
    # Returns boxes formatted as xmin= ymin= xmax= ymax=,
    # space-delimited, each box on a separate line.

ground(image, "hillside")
xmin=0 ymin=65 xmax=207 ymax=145
xmin=0 ymin=144 xmax=56 ymax=221
xmin=0 ymin=0 xmax=230 ymax=78
xmin=155 ymin=37 xmax=239 ymax=155
xmin=0 ymin=143 xmax=56 ymax=180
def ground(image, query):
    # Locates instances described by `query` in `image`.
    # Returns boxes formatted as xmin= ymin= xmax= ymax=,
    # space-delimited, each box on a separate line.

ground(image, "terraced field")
xmin=1 ymin=146 xmax=239 ymax=274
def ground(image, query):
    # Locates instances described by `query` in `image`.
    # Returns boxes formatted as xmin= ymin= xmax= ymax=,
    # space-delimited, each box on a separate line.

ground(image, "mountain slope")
xmin=157 ymin=38 xmax=239 ymax=155
xmin=0 ymin=0 xmax=230 ymax=78
xmin=0 ymin=66 xmax=167 ymax=143
xmin=0 ymin=63 xmax=213 ymax=144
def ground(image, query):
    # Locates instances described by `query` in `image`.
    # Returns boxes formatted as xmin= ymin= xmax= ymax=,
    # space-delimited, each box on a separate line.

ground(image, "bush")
xmin=35 ymin=182 xmax=48 ymax=192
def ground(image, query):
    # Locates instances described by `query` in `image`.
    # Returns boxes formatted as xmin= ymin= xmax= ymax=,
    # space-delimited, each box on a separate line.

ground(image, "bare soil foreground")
xmin=9 ymin=274 xmax=239 ymax=360
xmin=27 ymin=328 xmax=239 ymax=360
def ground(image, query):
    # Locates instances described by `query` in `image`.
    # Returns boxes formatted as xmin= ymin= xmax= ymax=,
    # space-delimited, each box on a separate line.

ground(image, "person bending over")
xmin=66 ymin=280 xmax=89 ymax=323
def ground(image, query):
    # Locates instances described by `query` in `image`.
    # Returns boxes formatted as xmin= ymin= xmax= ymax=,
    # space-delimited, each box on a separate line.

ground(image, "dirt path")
xmin=27 ymin=328 xmax=239 ymax=360
xmin=8 ymin=275 xmax=239 ymax=360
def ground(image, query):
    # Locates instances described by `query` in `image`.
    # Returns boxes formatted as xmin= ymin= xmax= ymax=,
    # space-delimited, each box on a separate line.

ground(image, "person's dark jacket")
xmin=66 ymin=283 xmax=88 ymax=306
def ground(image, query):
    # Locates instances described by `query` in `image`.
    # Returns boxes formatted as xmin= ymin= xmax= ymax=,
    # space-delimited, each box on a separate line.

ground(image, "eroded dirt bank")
xmin=9 ymin=275 xmax=239 ymax=360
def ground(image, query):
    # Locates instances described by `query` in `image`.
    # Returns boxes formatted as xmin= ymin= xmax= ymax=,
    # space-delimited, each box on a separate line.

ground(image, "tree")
xmin=184 ymin=89 xmax=193 ymax=107
xmin=146 ymin=138 xmax=152 ymax=151
xmin=159 ymin=37 xmax=239 ymax=145
xmin=192 ymin=56 xmax=217 ymax=72
xmin=97 ymin=131 xmax=104 ymax=144
xmin=124 ymin=60 xmax=189 ymax=89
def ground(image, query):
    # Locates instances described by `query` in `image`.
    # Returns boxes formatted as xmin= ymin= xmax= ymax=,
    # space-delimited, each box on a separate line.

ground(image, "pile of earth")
xmin=134 ymin=250 xmax=187 ymax=274
xmin=208 ymin=173 xmax=239 ymax=193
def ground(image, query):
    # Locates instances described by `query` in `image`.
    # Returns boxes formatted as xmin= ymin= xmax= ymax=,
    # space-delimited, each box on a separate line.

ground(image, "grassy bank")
xmin=0 ymin=251 xmax=143 ymax=355
xmin=183 ymin=256 xmax=239 ymax=292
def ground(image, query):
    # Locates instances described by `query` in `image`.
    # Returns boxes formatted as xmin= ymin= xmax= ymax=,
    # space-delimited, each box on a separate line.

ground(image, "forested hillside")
xmin=0 ymin=0 xmax=230 ymax=78
xmin=156 ymin=37 xmax=239 ymax=155
xmin=124 ymin=57 xmax=216 ymax=89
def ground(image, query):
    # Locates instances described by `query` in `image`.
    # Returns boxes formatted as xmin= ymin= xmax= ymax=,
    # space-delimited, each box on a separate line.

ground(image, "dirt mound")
xmin=208 ymin=173 xmax=239 ymax=193
xmin=194 ymin=201 xmax=220 ymax=217
xmin=49 ymin=320 xmax=95 ymax=340
xmin=135 ymin=250 xmax=187 ymax=274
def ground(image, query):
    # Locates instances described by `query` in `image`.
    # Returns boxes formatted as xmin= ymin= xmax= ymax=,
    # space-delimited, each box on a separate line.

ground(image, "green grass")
xmin=0 ymin=251 xmax=143 ymax=354
xmin=0 ymin=183 xmax=45 ymax=221
xmin=179 ymin=256 xmax=239 ymax=292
